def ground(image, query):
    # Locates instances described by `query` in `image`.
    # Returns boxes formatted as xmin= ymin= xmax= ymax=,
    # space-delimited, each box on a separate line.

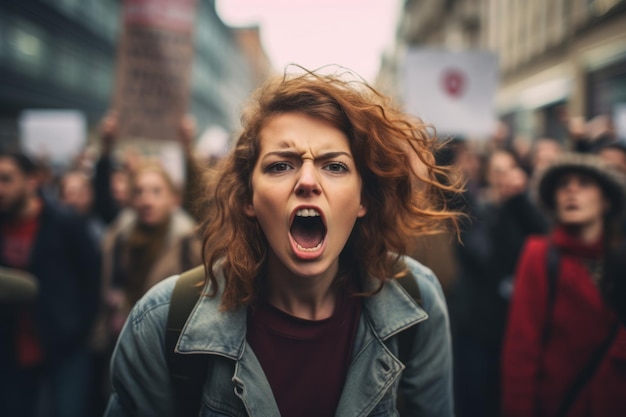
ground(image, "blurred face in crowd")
xmin=0 ymin=157 xmax=36 ymax=219
xmin=554 ymin=172 xmax=608 ymax=228
xmin=598 ymin=147 xmax=626 ymax=174
xmin=111 ymin=170 xmax=130 ymax=208
xmin=245 ymin=112 xmax=366 ymax=281
xmin=487 ymin=150 xmax=527 ymax=203
xmin=455 ymin=145 xmax=481 ymax=183
xmin=533 ymin=139 xmax=562 ymax=173
xmin=60 ymin=172 xmax=93 ymax=215
xmin=131 ymin=169 xmax=178 ymax=227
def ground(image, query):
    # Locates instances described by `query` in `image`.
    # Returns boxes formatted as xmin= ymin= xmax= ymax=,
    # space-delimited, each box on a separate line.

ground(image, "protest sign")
xmin=19 ymin=109 xmax=86 ymax=165
xmin=113 ymin=0 xmax=198 ymax=142
xmin=403 ymin=49 xmax=499 ymax=138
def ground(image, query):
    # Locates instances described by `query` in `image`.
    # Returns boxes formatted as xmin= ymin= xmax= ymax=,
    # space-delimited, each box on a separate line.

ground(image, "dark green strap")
xmin=395 ymin=269 xmax=423 ymax=417
xmin=165 ymin=265 xmax=207 ymax=417
xmin=396 ymin=268 xmax=423 ymax=363
xmin=555 ymin=321 xmax=619 ymax=417
xmin=541 ymin=242 xmax=560 ymax=346
xmin=166 ymin=264 xmax=423 ymax=417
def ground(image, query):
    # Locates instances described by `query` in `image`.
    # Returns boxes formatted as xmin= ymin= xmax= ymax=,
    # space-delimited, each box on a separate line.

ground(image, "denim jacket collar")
xmin=175 ymin=274 xmax=428 ymax=357
xmin=174 ymin=273 xmax=430 ymax=416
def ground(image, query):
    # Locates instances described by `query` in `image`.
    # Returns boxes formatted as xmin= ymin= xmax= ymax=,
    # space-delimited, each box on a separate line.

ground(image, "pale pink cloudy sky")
xmin=215 ymin=0 xmax=401 ymax=82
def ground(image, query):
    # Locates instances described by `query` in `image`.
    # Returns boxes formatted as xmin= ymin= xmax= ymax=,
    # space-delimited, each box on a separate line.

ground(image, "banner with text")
xmin=113 ymin=0 xmax=198 ymax=142
xmin=403 ymin=49 xmax=499 ymax=139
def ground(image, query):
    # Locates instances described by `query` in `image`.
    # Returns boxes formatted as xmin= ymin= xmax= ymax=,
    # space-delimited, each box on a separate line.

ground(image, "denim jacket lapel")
xmin=335 ymin=278 xmax=428 ymax=416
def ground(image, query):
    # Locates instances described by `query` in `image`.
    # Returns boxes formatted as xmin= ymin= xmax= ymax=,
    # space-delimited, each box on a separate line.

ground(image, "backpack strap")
xmin=166 ymin=263 xmax=424 ymax=416
xmin=396 ymin=271 xmax=422 ymax=361
xmin=555 ymin=321 xmax=619 ymax=417
xmin=165 ymin=265 xmax=208 ymax=417
xmin=540 ymin=241 xmax=560 ymax=346
xmin=395 ymin=266 xmax=423 ymax=417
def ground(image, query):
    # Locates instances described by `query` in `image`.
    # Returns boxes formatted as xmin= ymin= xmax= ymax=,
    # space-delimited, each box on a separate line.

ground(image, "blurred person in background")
xmin=0 ymin=150 xmax=101 ymax=417
xmin=569 ymin=114 xmax=616 ymax=154
xmin=93 ymin=112 xmax=133 ymax=226
xmin=502 ymin=153 xmax=626 ymax=417
xmin=58 ymin=168 xmax=110 ymax=415
xmin=529 ymin=137 xmax=564 ymax=175
xmin=101 ymin=160 xmax=201 ymax=343
xmin=596 ymin=141 xmax=626 ymax=174
xmin=176 ymin=113 xmax=219 ymax=223
xmin=87 ymin=112 xmax=204 ymax=415
xmin=451 ymin=147 xmax=548 ymax=417
xmin=59 ymin=170 xmax=106 ymax=242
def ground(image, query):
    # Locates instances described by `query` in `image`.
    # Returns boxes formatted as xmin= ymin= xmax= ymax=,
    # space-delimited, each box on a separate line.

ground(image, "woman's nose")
xmin=295 ymin=162 xmax=321 ymax=197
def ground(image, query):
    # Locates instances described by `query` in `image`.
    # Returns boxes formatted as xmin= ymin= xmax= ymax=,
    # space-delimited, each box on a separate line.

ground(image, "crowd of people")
xmin=0 ymin=68 xmax=624 ymax=417
xmin=0 ymin=111 xmax=206 ymax=416
xmin=442 ymin=116 xmax=626 ymax=417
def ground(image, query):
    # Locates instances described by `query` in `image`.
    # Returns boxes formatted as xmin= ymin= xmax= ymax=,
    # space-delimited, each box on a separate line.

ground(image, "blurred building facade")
xmin=0 ymin=0 xmax=269 ymax=150
xmin=386 ymin=0 xmax=626 ymax=142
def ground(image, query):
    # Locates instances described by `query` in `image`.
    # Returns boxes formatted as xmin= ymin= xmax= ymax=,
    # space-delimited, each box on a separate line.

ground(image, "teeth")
xmin=296 ymin=242 xmax=323 ymax=252
xmin=296 ymin=208 xmax=320 ymax=217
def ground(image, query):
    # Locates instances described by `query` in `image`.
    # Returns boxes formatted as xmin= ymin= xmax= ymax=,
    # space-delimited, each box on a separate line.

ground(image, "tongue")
xmin=291 ymin=218 xmax=324 ymax=249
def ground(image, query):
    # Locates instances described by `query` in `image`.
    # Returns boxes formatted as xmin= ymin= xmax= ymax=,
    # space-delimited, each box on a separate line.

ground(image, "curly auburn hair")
xmin=199 ymin=67 xmax=464 ymax=310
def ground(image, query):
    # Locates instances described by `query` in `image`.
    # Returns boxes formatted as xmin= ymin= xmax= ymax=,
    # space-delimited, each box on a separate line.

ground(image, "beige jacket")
xmin=96 ymin=208 xmax=202 ymax=346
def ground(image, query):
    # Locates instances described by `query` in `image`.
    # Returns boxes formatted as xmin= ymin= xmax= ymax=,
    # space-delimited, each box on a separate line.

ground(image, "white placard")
xmin=196 ymin=125 xmax=230 ymax=159
xmin=614 ymin=103 xmax=626 ymax=143
xmin=403 ymin=49 xmax=499 ymax=138
xmin=19 ymin=110 xmax=86 ymax=165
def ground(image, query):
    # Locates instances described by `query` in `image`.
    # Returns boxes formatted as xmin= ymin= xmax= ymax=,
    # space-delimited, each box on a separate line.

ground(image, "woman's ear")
xmin=244 ymin=203 xmax=256 ymax=218
xmin=357 ymin=202 xmax=367 ymax=218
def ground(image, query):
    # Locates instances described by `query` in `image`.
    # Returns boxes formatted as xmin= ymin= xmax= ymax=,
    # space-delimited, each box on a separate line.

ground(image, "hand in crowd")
xmin=177 ymin=114 xmax=197 ymax=156
xmin=99 ymin=111 xmax=119 ymax=155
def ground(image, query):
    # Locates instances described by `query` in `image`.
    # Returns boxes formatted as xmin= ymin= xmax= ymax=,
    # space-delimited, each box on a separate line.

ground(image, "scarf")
xmin=552 ymin=225 xmax=604 ymax=284
xmin=125 ymin=218 xmax=170 ymax=305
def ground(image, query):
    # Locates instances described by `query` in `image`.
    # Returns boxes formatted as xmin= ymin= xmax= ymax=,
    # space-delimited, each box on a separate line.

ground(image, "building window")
xmin=54 ymin=42 xmax=82 ymax=90
xmin=6 ymin=18 xmax=46 ymax=77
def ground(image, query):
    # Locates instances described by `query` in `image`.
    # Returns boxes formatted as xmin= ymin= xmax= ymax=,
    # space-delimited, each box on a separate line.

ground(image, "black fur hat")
xmin=535 ymin=152 xmax=626 ymax=218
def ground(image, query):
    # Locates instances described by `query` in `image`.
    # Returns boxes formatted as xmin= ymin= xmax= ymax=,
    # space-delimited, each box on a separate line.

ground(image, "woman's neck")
xmin=263 ymin=255 xmax=340 ymax=320
xmin=562 ymin=218 xmax=604 ymax=245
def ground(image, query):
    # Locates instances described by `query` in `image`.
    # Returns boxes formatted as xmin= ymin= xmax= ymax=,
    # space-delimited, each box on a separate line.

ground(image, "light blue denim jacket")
xmin=104 ymin=257 xmax=453 ymax=417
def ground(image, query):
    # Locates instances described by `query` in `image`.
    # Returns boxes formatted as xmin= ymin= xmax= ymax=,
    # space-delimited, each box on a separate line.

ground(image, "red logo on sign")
xmin=441 ymin=69 xmax=466 ymax=98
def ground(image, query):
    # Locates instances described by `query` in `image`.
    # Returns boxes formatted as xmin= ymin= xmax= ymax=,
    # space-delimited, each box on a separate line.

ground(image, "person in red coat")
xmin=501 ymin=152 xmax=626 ymax=417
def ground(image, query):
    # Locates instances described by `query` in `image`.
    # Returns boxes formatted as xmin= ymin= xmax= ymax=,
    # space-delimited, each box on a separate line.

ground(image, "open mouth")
xmin=290 ymin=208 xmax=327 ymax=252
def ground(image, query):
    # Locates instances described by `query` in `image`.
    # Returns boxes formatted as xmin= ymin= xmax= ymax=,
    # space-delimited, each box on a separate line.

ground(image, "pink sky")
xmin=215 ymin=0 xmax=401 ymax=82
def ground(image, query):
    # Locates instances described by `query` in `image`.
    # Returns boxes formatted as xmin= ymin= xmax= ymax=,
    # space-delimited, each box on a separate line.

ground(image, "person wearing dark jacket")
xmin=0 ymin=151 xmax=101 ymax=417
xmin=451 ymin=148 xmax=548 ymax=417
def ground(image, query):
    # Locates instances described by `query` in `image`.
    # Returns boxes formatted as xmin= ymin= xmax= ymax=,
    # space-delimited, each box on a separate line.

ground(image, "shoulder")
xmin=40 ymin=199 xmax=75 ymax=223
xmin=402 ymin=256 xmax=446 ymax=308
xmin=170 ymin=209 xmax=197 ymax=236
xmin=520 ymin=234 xmax=549 ymax=259
xmin=39 ymin=199 xmax=90 ymax=232
xmin=126 ymin=275 xmax=178 ymax=327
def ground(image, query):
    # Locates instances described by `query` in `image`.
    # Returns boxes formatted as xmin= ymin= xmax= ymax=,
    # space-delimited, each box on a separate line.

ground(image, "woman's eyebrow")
xmin=261 ymin=150 xmax=353 ymax=161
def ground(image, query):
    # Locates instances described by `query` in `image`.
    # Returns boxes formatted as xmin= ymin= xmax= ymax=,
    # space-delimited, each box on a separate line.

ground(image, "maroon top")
xmin=247 ymin=289 xmax=362 ymax=417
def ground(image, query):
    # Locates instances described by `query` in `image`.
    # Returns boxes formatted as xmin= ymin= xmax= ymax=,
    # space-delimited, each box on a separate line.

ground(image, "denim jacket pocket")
xmin=367 ymin=390 xmax=399 ymax=417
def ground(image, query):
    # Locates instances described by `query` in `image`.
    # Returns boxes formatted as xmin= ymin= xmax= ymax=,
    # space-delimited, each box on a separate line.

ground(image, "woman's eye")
xmin=324 ymin=162 xmax=349 ymax=173
xmin=579 ymin=176 xmax=594 ymax=187
xmin=268 ymin=162 xmax=292 ymax=173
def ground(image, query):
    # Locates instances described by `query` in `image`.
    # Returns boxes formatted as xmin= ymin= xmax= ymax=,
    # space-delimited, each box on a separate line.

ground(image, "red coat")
xmin=501 ymin=226 xmax=626 ymax=417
